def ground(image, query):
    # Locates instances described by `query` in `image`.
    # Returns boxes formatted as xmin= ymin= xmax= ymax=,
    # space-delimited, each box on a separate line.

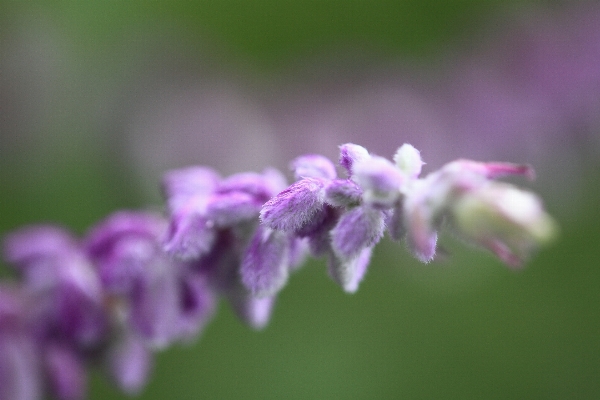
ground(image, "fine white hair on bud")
xmin=393 ymin=143 xmax=424 ymax=179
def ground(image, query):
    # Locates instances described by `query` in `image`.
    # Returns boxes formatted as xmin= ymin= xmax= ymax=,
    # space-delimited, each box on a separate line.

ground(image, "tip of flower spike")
xmin=450 ymin=183 xmax=558 ymax=267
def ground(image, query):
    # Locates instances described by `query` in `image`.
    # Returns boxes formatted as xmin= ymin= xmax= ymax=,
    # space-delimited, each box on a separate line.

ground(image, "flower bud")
xmin=450 ymin=183 xmax=557 ymax=267
xmin=393 ymin=143 xmax=424 ymax=179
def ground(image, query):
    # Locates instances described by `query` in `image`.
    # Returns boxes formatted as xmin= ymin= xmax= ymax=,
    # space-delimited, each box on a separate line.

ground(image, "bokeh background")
xmin=2 ymin=1 xmax=600 ymax=399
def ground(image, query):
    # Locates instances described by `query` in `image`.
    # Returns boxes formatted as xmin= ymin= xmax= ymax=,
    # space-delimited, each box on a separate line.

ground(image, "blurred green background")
xmin=2 ymin=1 xmax=600 ymax=399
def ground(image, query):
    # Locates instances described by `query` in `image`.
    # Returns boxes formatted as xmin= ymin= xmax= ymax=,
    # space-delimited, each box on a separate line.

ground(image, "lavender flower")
xmin=0 ymin=141 xmax=557 ymax=399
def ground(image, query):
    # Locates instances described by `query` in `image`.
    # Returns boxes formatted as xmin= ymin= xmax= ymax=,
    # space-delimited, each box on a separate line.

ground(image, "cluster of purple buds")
xmin=0 ymin=143 xmax=556 ymax=400
xmin=1 ymin=212 xmax=215 ymax=400
xmin=260 ymin=143 xmax=557 ymax=291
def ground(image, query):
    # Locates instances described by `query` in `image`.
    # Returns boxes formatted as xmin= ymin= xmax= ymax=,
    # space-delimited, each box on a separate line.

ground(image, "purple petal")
xmin=164 ymin=210 xmax=215 ymax=260
xmin=3 ymin=225 xmax=76 ymax=269
xmin=44 ymin=343 xmax=86 ymax=400
xmin=129 ymin=258 xmax=180 ymax=349
xmin=328 ymin=246 xmax=373 ymax=293
xmin=331 ymin=207 xmax=385 ymax=260
xmin=339 ymin=143 xmax=370 ymax=177
xmin=386 ymin=199 xmax=406 ymax=241
xmin=442 ymin=160 xmax=535 ymax=181
xmin=352 ymin=156 xmax=403 ymax=208
xmin=24 ymin=252 xmax=107 ymax=346
xmin=0 ymin=287 xmax=42 ymax=400
xmin=85 ymin=211 xmax=167 ymax=260
xmin=260 ymin=178 xmax=326 ymax=233
xmin=229 ymin=293 xmax=275 ymax=330
xmin=290 ymin=154 xmax=337 ymax=180
xmin=287 ymin=237 xmax=309 ymax=272
xmin=106 ymin=333 xmax=152 ymax=395
xmin=162 ymin=166 xmax=220 ymax=211
xmin=324 ymin=179 xmax=362 ymax=207
xmin=305 ymin=206 xmax=340 ymax=256
xmin=176 ymin=274 xmax=216 ymax=341
xmin=405 ymin=203 xmax=438 ymax=263
xmin=93 ymin=236 xmax=156 ymax=294
xmin=0 ymin=330 xmax=42 ymax=400
xmin=217 ymin=169 xmax=287 ymax=202
xmin=193 ymin=230 xmax=240 ymax=293
xmin=205 ymin=192 xmax=262 ymax=227
xmin=56 ymin=279 xmax=107 ymax=347
xmin=260 ymin=168 xmax=290 ymax=196
xmin=85 ymin=212 xmax=168 ymax=294
xmin=240 ymin=227 xmax=289 ymax=298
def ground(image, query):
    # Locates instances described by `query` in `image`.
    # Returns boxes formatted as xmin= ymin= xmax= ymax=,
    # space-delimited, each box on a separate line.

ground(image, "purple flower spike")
xmin=44 ymin=343 xmax=86 ymax=400
xmin=339 ymin=143 xmax=370 ymax=176
xmin=353 ymin=156 xmax=404 ymax=208
xmin=328 ymin=246 xmax=373 ymax=293
xmin=331 ymin=206 xmax=385 ymax=261
xmin=241 ymin=226 xmax=290 ymax=298
xmin=260 ymin=178 xmax=326 ymax=233
xmin=291 ymin=154 xmax=337 ymax=180
xmin=324 ymin=179 xmax=362 ymax=207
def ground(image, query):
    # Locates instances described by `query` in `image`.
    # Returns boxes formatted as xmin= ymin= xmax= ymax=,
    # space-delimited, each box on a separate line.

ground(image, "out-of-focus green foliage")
xmin=1 ymin=1 xmax=599 ymax=399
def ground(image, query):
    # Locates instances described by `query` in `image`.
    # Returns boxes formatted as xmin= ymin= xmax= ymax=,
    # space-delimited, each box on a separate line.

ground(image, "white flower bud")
xmin=393 ymin=143 xmax=424 ymax=179
xmin=450 ymin=183 xmax=557 ymax=267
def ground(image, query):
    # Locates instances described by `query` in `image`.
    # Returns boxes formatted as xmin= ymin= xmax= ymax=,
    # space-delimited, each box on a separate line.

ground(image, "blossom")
xmin=162 ymin=166 xmax=306 ymax=328
xmin=2 ymin=226 xmax=106 ymax=400
xmin=84 ymin=211 xmax=215 ymax=347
